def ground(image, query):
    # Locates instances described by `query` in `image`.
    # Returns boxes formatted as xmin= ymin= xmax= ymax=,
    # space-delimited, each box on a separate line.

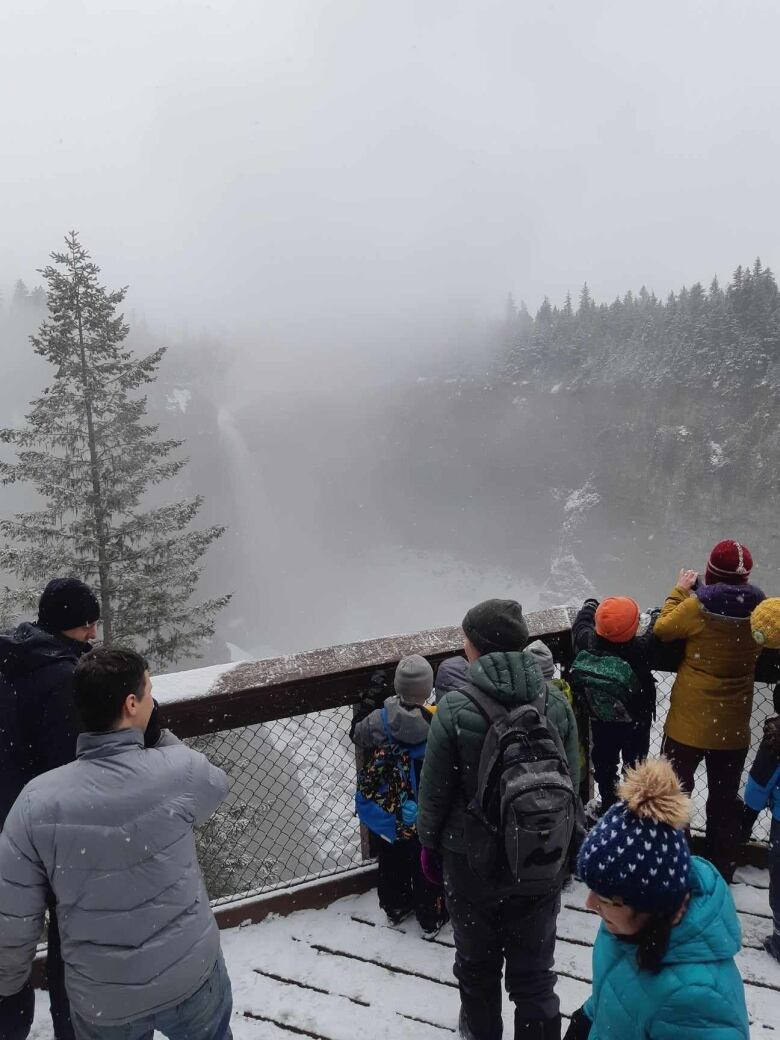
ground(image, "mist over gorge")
xmin=157 ymin=268 xmax=780 ymax=668
xmin=3 ymin=255 xmax=778 ymax=673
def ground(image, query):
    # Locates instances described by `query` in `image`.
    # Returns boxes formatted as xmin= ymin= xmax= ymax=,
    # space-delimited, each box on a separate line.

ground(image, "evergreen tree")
xmin=577 ymin=283 xmax=593 ymax=315
xmin=516 ymin=300 xmax=533 ymax=338
xmin=0 ymin=232 xmax=230 ymax=667
xmin=500 ymin=260 xmax=780 ymax=398
xmin=536 ymin=296 xmax=553 ymax=324
xmin=11 ymin=279 xmax=29 ymax=309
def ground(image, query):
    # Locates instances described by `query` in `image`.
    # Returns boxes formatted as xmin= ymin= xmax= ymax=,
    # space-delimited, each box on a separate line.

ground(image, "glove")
xmin=350 ymin=670 xmax=389 ymax=739
xmin=563 ymin=1007 xmax=592 ymax=1040
xmin=364 ymin=669 xmax=389 ymax=710
xmin=420 ymin=847 xmax=443 ymax=886
xmin=144 ymin=699 xmax=162 ymax=748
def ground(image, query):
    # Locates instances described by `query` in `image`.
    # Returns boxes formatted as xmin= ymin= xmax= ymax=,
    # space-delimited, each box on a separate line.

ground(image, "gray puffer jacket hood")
xmin=352 ymin=694 xmax=433 ymax=749
xmin=0 ymin=728 xmax=229 ymax=1025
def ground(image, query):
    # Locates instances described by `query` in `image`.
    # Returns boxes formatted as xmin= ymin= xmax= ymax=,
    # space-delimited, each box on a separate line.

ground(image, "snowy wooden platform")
xmin=30 ymin=867 xmax=780 ymax=1040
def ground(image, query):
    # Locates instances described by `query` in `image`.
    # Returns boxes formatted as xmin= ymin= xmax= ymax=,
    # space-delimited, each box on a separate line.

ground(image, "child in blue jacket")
xmin=566 ymin=758 xmax=749 ymax=1040
xmin=743 ymin=600 xmax=780 ymax=961
xmin=351 ymin=655 xmax=447 ymax=938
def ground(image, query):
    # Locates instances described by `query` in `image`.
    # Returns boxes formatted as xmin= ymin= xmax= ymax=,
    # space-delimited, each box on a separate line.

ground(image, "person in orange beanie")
xmin=595 ymin=597 xmax=640 ymax=643
xmin=571 ymin=596 xmax=657 ymax=814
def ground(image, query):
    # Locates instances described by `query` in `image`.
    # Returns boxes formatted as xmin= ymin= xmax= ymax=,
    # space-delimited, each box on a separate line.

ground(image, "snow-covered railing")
xmin=153 ymin=606 xmax=579 ymax=736
xmin=150 ymin=608 xmax=778 ymax=921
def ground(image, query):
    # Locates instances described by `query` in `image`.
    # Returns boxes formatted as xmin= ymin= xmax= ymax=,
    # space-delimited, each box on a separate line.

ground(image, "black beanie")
xmin=38 ymin=578 xmax=100 ymax=634
xmin=462 ymin=598 xmax=530 ymax=654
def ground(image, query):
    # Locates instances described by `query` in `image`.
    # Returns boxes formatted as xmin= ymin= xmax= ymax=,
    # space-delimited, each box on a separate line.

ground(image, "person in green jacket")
xmin=417 ymin=598 xmax=580 ymax=1040
xmin=567 ymin=758 xmax=749 ymax=1040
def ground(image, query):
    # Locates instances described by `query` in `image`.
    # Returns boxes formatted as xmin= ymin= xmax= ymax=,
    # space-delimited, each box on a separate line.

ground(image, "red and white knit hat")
xmin=705 ymin=540 xmax=753 ymax=586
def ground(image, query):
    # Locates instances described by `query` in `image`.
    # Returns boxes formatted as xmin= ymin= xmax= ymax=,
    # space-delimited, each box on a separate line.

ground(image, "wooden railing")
xmin=157 ymin=606 xmax=580 ymax=737
xmin=149 ymin=605 xmax=779 ymax=927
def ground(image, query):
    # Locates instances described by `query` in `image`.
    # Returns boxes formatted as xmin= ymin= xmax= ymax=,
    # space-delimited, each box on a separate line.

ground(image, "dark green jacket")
xmin=416 ymin=650 xmax=580 ymax=853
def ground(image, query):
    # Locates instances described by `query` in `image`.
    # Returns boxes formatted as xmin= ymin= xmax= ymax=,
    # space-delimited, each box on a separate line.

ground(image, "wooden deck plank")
xmin=238 ymin=923 xmax=460 ymax=1028
xmin=737 ymin=910 xmax=776 ymax=950
xmin=243 ymin=971 xmax=448 ymax=1040
xmin=29 ymin=872 xmax=779 ymax=1040
xmin=734 ymin=866 xmax=770 ymax=889
xmin=731 ymin=883 xmax=773 ymax=918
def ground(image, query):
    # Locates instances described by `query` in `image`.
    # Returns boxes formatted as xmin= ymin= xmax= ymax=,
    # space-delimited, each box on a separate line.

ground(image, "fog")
xmin=3 ymin=1 xmax=780 ymax=666
xmin=4 ymin=1 xmax=780 ymax=343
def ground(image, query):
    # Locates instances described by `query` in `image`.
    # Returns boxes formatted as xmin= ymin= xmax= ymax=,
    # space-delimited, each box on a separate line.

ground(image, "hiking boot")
xmin=420 ymin=919 xmax=447 ymax=941
xmin=763 ymin=934 xmax=780 ymax=963
xmin=419 ymin=903 xmax=449 ymax=940
xmin=514 ymin=1013 xmax=561 ymax=1039
xmin=385 ymin=907 xmax=413 ymax=927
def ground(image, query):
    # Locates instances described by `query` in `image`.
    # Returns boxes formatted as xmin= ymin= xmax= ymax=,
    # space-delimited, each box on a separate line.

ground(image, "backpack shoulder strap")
xmin=458 ymin=682 xmax=508 ymax=726
xmin=380 ymin=705 xmax=393 ymax=744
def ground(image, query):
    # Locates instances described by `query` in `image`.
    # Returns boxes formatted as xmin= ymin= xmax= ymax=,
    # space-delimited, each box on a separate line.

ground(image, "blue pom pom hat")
xmin=577 ymin=758 xmax=692 ymax=913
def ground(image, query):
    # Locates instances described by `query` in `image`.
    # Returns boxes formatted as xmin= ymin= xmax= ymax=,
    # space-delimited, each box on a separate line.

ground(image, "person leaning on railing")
xmin=351 ymin=654 xmax=447 ymax=938
xmin=653 ymin=539 xmax=765 ymax=883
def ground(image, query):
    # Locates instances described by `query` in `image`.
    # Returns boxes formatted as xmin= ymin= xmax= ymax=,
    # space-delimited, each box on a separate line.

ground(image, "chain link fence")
xmin=189 ymin=705 xmax=363 ymax=903
xmin=186 ymin=668 xmax=774 ymax=904
xmin=648 ymin=673 xmax=774 ymax=844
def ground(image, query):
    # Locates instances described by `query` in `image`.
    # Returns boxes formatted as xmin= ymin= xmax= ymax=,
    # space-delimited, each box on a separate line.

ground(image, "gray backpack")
xmin=461 ymin=684 xmax=576 ymax=894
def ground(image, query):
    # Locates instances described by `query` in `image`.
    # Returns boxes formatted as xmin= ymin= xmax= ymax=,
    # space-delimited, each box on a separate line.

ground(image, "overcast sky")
xmin=3 ymin=0 xmax=780 ymax=362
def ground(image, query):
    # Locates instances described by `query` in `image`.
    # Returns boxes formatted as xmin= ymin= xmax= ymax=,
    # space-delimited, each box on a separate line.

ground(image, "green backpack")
xmin=570 ymin=650 xmax=640 ymax=723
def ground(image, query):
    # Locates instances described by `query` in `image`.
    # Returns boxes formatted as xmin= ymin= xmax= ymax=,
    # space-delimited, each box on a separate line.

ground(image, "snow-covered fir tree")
xmin=0 ymin=232 xmax=230 ymax=667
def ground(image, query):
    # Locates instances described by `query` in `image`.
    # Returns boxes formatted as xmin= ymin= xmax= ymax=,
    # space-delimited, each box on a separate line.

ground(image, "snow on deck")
xmin=29 ymin=868 xmax=780 ymax=1039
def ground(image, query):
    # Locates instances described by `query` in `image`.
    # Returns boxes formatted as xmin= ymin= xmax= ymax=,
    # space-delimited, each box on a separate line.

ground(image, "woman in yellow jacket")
xmin=653 ymin=540 xmax=765 ymax=882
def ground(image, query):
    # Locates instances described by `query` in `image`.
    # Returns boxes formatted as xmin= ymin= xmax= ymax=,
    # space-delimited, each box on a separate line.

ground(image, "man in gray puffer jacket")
xmin=0 ymin=648 xmax=231 ymax=1040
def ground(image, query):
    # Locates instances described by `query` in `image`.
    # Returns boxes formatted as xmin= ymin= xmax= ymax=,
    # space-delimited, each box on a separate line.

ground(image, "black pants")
xmin=0 ymin=901 xmax=74 ymax=1040
xmin=443 ymin=851 xmax=560 ymax=1040
xmin=377 ymin=834 xmax=445 ymax=931
xmin=591 ymin=720 xmax=650 ymax=810
xmin=662 ymin=735 xmax=747 ymax=883
xmin=0 ymin=983 xmax=34 ymax=1040
xmin=46 ymin=900 xmax=76 ymax=1040
xmin=769 ymin=817 xmax=780 ymax=947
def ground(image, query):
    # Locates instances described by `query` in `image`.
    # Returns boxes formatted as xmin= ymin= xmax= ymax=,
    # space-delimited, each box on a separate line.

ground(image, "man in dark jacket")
xmin=571 ymin=597 xmax=657 ymax=812
xmin=0 ymin=647 xmax=231 ymax=1040
xmin=0 ymin=577 xmax=100 ymax=1040
xmin=417 ymin=599 xmax=579 ymax=1040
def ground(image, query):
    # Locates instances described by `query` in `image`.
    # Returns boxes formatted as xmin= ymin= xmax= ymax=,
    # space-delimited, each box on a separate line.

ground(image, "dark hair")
xmin=635 ymin=908 xmax=680 ymax=973
xmin=73 ymin=648 xmax=148 ymax=732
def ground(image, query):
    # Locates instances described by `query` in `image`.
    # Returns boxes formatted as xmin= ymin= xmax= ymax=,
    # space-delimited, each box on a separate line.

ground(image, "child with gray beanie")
xmin=525 ymin=639 xmax=556 ymax=680
xmin=352 ymin=655 xmax=447 ymax=937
